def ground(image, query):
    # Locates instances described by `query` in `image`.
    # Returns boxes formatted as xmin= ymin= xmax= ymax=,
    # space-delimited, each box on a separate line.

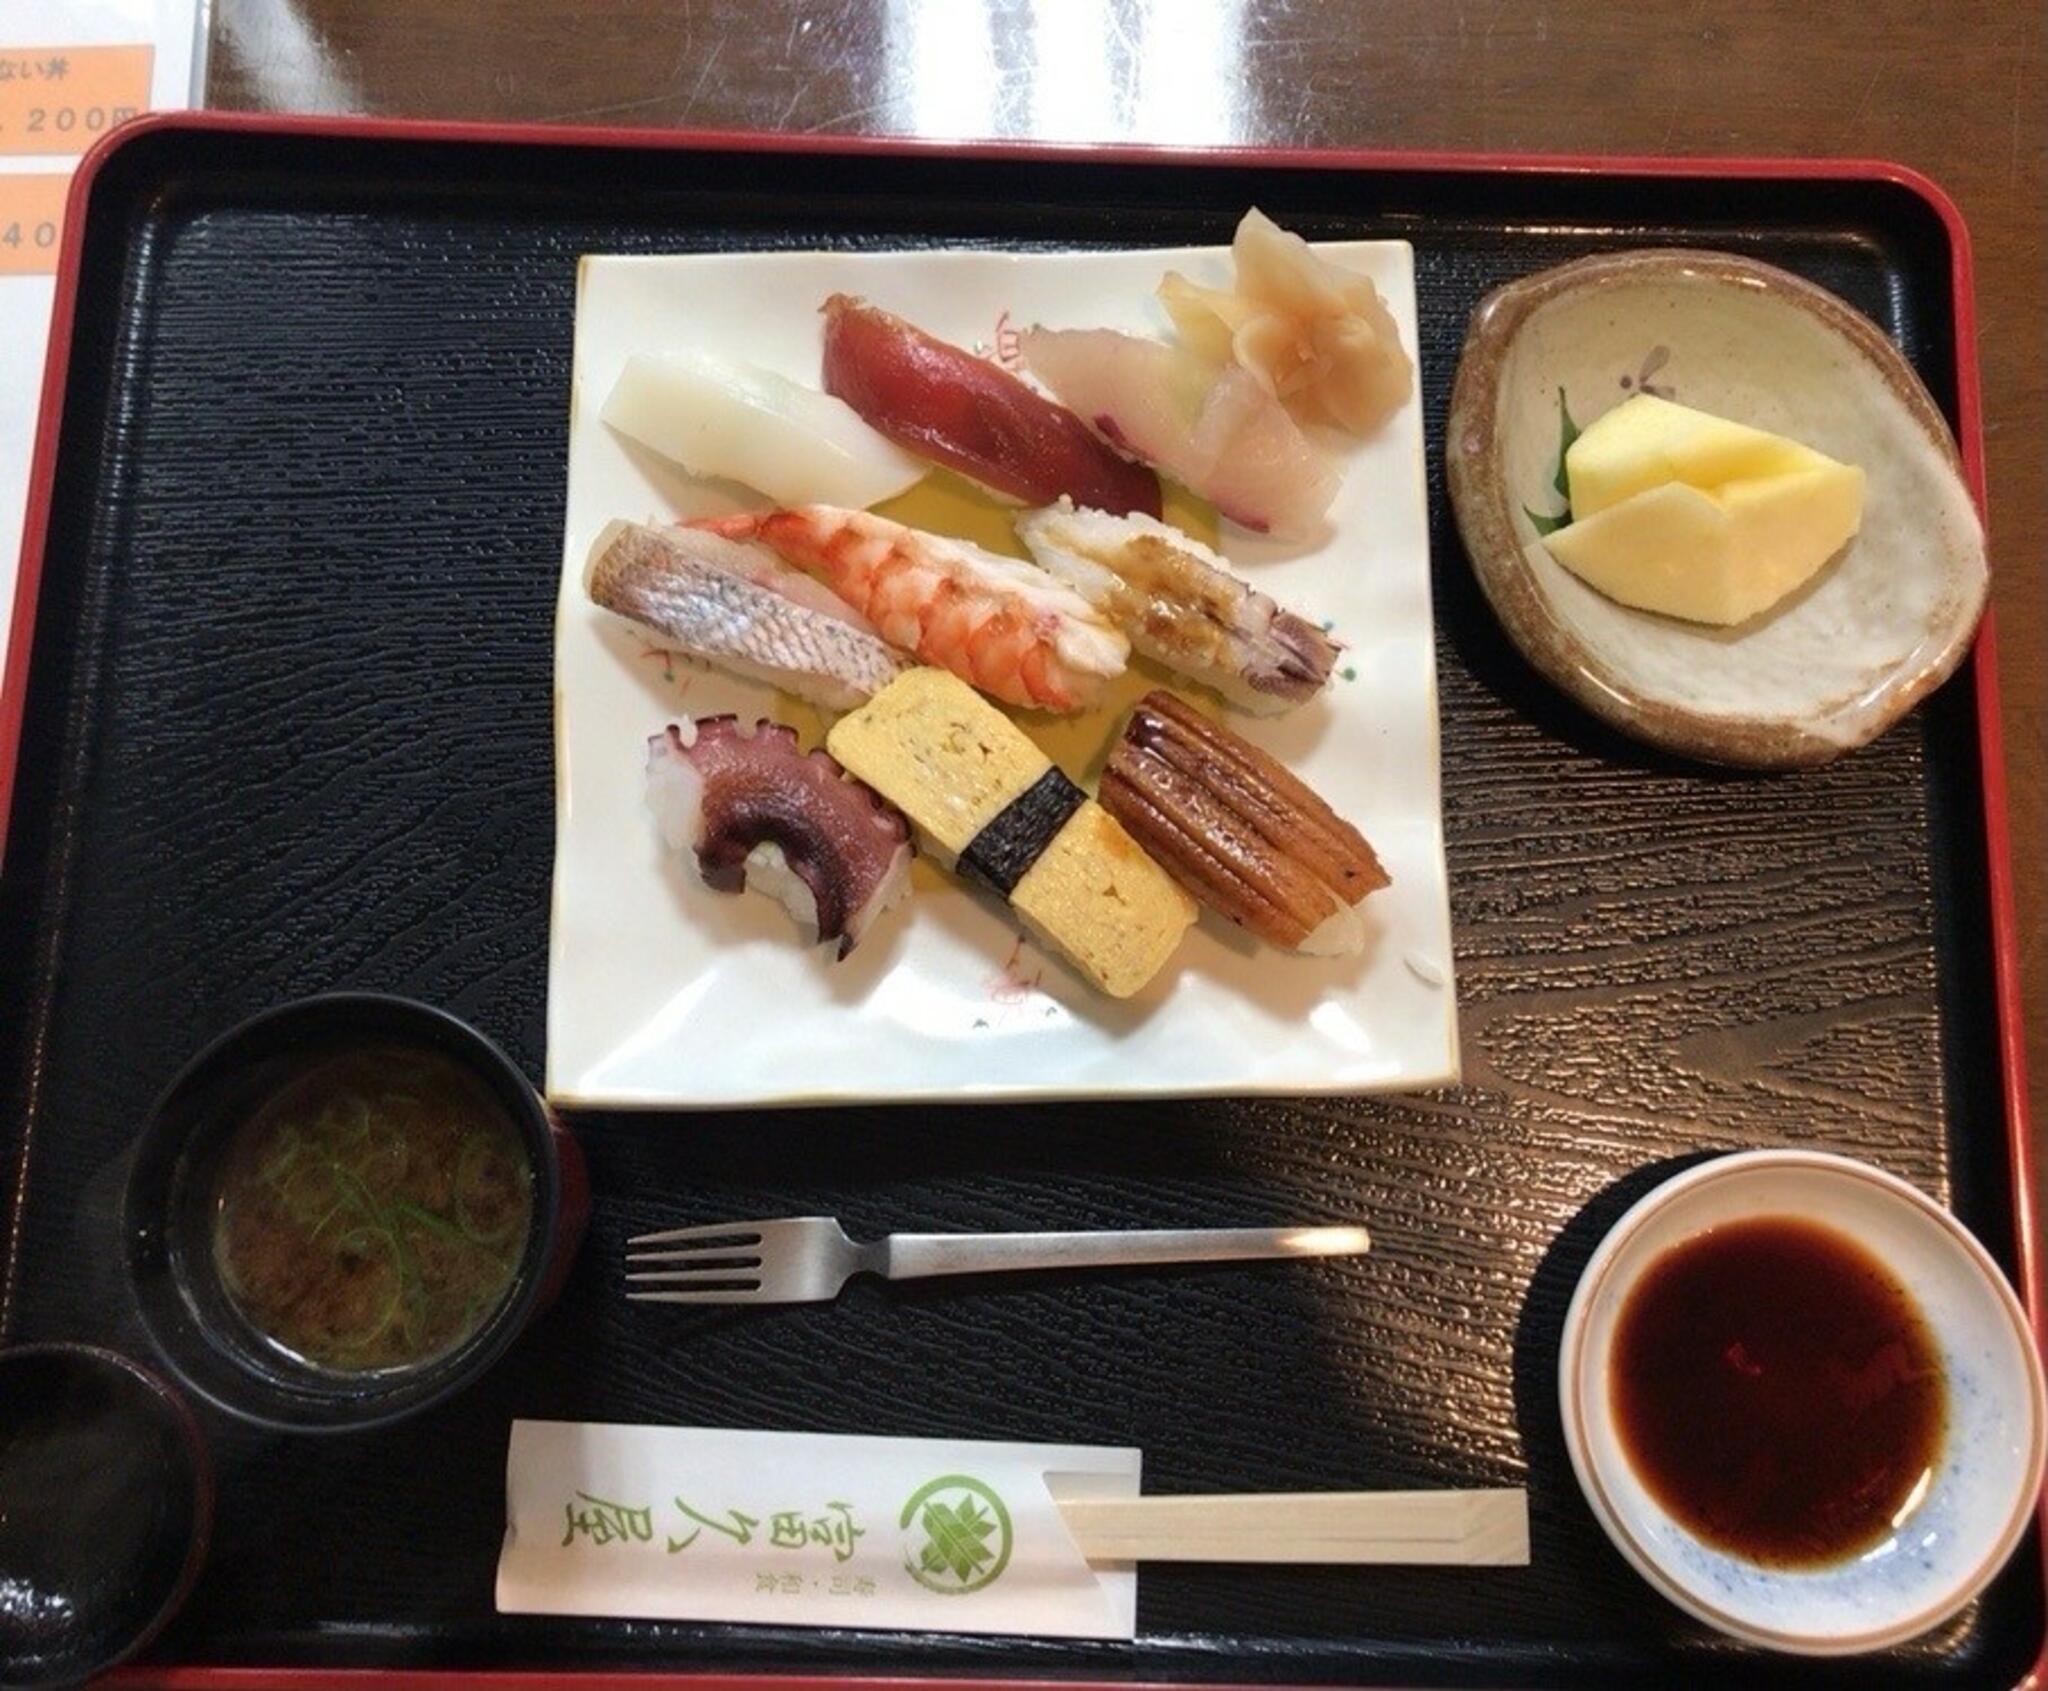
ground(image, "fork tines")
xmin=624 ymin=1219 xmax=771 ymax=1300
xmin=625 ymin=1220 xmax=773 ymax=1249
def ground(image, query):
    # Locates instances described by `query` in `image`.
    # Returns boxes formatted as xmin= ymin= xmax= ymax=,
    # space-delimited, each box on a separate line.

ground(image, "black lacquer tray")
xmin=0 ymin=116 xmax=2035 ymax=1686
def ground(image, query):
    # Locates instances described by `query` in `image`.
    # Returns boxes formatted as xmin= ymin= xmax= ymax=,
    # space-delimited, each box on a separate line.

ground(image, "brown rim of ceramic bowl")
xmin=1445 ymin=248 xmax=1984 ymax=770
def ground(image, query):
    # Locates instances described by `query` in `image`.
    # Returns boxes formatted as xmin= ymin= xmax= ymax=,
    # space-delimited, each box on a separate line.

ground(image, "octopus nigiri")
xmin=586 ymin=519 xmax=909 ymax=710
xmin=820 ymin=295 xmax=1162 ymax=518
xmin=1018 ymin=329 xmax=1340 ymax=540
xmin=646 ymin=717 xmax=913 ymax=959
xmin=693 ymin=506 xmax=1128 ymax=713
xmin=1015 ymin=500 xmax=1340 ymax=713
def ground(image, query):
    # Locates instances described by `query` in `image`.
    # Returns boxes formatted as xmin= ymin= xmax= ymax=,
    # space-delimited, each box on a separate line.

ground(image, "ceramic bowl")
xmin=1446 ymin=250 xmax=1988 ymax=768
xmin=0 ymin=1344 xmax=212 ymax=1687
xmin=1559 ymin=1150 xmax=2045 ymax=1655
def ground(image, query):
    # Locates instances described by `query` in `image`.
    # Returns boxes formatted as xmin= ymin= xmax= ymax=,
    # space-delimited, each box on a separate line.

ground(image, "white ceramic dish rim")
xmin=1557 ymin=1148 xmax=2047 ymax=1656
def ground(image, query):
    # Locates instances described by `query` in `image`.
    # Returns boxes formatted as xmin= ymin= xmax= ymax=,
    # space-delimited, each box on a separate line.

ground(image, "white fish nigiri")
xmin=1018 ymin=329 xmax=1340 ymax=540
xmin=601 ymin=350 xmax=928 ymax=509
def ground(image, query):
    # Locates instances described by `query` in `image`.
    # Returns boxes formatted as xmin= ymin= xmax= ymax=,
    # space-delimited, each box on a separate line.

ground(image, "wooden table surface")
xmin=207 ymin=0 xmax=2046 ymax=1179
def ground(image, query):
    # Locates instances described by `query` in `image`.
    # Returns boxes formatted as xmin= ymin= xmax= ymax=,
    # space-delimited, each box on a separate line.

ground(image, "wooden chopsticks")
xmin=1056 ymin=1489 xmax=1529 ymax=1566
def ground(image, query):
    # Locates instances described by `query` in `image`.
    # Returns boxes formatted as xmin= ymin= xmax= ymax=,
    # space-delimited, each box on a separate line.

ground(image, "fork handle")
xmin=879 ymin=1224 xmax=1368 ymax=1282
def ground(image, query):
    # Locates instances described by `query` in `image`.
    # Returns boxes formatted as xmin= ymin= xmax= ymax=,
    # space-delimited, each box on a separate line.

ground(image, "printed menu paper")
xmin=498 ymin=1420 xmax=1142 ymax=1639
xmin=1 ymin=2 xmax=203 ymax=678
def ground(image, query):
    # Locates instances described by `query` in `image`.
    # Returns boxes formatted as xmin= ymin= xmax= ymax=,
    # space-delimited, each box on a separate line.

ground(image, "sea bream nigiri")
xmin=1015 ymin=500 xmax=1340 ymax=714
xmin=586 ymin=519 xmax=910 ymax=711
xmin=820 ymin=295 xmax=1163 ymax=518
xmin=601 ymin=350 xmax=927 ymax=510
xmin=1018 ymin=329 xmax=1341 ymax=540
xmin=693 ymin=506 xmax=1129 ymax=714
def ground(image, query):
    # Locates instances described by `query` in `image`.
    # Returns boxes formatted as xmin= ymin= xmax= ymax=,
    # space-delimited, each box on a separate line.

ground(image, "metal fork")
xmin=624 ymin=1217 xmax=1370 ymax=1305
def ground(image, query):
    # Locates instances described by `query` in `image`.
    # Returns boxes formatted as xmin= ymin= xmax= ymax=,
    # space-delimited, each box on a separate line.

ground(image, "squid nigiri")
xmin=586 ymin=519 xmax=909 ymax=710
xmin=600 ymin=350 xmax=927 ymax=510
xmin=1017 ymin=329 xmax=1340 ymax=540
xmin=693 ymin=505 xmax=1128 ymax=713
xmin=1015 ymin=500 xmax=1340 ymax=714
xmin=820 ymin=295 xmax=1163 ymax=518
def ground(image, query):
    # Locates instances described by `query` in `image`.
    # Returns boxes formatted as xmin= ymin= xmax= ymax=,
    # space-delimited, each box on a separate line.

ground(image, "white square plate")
xmin=547 ymin=241 xmax=1457 ymax=1107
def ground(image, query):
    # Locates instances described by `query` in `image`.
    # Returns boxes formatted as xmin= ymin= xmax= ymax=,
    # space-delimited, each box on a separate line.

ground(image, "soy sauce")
xmin=1610 ymin=1216 xmax=1945 ymax=1568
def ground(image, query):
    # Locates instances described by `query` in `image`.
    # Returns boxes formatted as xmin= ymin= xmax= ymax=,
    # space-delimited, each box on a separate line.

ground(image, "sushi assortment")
xmin=587 ymin=209 xmax=1415 ymax=995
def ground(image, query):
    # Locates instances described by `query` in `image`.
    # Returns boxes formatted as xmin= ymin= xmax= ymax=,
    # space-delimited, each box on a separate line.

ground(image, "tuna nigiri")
xmin=1018 ymin=329 xmax=1340 ymax=540
xmin=601 ymin=350 xmax=927 ymax=510
xmin=1015 ymin=500 xmax=1340 ymax=714
xmin=694 ymin=505 xmax=1128 ymax=714
xmin=586 ymin=519 xmax=909 ymax=710
xmin=820 ymin=295 xmax=1163 ymax=518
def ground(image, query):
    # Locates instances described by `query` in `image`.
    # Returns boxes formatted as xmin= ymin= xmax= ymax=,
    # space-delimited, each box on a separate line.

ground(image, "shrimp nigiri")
xmin=693 ymin=506 xmax=1129 ymax=713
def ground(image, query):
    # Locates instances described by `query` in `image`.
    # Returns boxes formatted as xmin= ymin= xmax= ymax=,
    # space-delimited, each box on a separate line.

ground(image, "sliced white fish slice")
xmin=586 ymin=519 xmax=910 ymax=711
xmin=601 ymin=350 xmax=928 ymax=509
xmin=1018 ymin=328 xmax=1340 ymax=540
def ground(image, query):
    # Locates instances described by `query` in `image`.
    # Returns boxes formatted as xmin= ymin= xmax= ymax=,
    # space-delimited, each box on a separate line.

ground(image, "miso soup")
xmin=211 ymin=1045 xmax=533 ymax=1373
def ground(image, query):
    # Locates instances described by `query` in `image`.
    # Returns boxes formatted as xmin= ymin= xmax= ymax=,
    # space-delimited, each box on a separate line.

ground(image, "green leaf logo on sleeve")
xmin=899 ymin=1475 xmax=1014 ymax=1594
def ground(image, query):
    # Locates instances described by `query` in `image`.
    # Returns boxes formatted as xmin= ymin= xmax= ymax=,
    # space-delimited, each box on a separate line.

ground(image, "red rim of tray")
xmin=0 ymin=112 xmax=2033 ymax=1688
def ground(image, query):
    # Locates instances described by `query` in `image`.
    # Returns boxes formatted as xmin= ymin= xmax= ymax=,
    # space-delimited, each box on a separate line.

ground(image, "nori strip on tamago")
xmin=957 ymin=767 xmax=1087 ymax=895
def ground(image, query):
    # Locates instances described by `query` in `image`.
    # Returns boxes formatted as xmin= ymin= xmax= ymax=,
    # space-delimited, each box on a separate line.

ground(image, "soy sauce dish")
xmin=125 ymin=995 xmax=587 ymax=1432
xmin=1560 ymin=1150 xmax=2046 ymax=1655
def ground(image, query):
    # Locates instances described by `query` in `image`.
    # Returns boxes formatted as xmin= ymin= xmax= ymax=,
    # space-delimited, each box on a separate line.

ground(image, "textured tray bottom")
xmin=0 ymin=132 xmax=2029 ymax=1685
